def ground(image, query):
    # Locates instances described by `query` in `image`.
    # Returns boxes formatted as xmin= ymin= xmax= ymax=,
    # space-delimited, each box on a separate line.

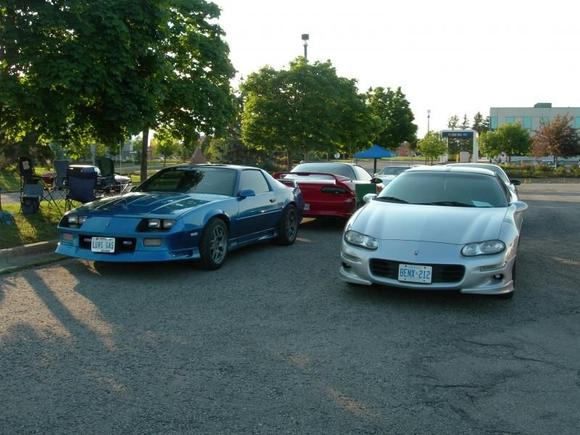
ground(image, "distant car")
xmin=275 ymin=162 xmax=382 ymax=218
xmin=340 ymin=166 xmax=528 ymax=298
xmin=447 ymin=163 xmax=520 ymax=201
xmin=56 ymin=164 xmax=303 ymax=270
xmin=374 ymin=166 xmax=411 ymax=185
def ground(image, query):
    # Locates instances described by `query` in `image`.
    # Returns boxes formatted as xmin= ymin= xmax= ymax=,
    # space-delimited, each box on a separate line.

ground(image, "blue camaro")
xmin=56 ymin=164 xmax=304 ymax=269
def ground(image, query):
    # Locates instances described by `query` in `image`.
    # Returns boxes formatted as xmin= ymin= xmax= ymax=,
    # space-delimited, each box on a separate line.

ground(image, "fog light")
xmin=144 ymin=238 xmax=162 ymax=247
xmin=62 ymin=233 xmax=73 ymax=241
xmin=493 ymin=274 xmax=504 ymax=280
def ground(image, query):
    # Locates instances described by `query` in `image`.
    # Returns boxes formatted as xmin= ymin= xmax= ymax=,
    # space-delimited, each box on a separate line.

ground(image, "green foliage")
xmin=532 ymin=115 xmax=580 ymax=164
xmin=418 ymin=132 xmax=447 ymax=163
xmin=366 ymin=87 xmax=417 ymax=150
xmin=0 ymin=0 xmax=235 ymax=178
xmin=241 ymin=58 xmax=375 ymax=167
xmin=448 ymin=115 xmax=459 ymax=129
xmin=151 ymin=128 xmax=180 ymax=165
xmin=460 ymin=114 xmax=470 ymax=130
xmin=472 ymin=112 xmax=490 ymax=135
xmin=480 ymin=123 xmax=531 ymax=160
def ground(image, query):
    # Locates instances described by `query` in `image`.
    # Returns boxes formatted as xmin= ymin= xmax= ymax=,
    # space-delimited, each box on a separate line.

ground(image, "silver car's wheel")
xmin=200 ymin=218 xmax=228 ymax=270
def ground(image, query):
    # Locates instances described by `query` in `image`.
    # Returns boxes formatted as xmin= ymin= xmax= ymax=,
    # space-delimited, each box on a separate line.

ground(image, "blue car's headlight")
xmin=344 ymin=230 xmax=378 ymax=250
xmin=461 ymin=240 xmax=506 ymax=257
xmin=141 ymin=218 xmax=176 ymax=231
xmin=64 ymin=214 xmax=87 ymax=228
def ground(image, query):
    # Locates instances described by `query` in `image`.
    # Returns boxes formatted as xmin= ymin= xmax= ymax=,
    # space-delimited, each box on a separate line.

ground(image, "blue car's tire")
xmin=275 ymin=205 xmax=298 ymax=245
xmin=200 ymin=218 xmax=228 ymax=270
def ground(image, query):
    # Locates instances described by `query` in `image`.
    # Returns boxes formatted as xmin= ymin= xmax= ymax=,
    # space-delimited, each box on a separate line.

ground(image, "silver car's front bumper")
xmin=339 ymin=239 xmax=515 ymax=296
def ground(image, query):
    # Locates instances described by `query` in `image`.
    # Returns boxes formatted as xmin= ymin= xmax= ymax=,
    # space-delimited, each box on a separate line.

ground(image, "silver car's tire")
xmin=200 ymin=218 xmax=228 ymax=270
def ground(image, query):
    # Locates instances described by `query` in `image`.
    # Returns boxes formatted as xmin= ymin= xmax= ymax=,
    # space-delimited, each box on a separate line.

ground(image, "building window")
xmin=490 ymin=116 xmax=498 ymax=129
xmin=505 ymin=116 xmax=515 ymax=125
xmin=575 ymin=117 xmax=580 ymax=129
xmin=522 ymin=116 xmax=532 ymax=130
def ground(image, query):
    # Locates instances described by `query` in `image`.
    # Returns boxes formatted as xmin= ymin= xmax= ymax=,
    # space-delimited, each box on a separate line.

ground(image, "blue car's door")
xmin=235 ymin=170 xmax=282 ymax=239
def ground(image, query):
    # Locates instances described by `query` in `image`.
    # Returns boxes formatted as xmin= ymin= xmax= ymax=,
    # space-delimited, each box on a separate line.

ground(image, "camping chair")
xmin=17 ymin=156 xmax=61 ymax=214
xmin=53 ymin=159 xmax=70 ymax=190
xmin=96 ymin=156 xmax=116 ymax=193
xmin=65 ymin=168 xmax=101 ymax=211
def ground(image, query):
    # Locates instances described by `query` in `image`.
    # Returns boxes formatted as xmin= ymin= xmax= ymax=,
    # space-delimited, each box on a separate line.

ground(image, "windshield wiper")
xmin=419 ymin=201 xmax=475 ymax=207
xmin=375 ymin=196 xmax=408 ymax=204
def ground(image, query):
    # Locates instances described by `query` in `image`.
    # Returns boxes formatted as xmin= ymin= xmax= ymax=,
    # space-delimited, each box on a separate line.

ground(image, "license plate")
xmin=304 ymin=203 xmax=310 ymax=211
xmin=398 ymin=264 xmax=432 ymax=284
xmin=91 ymin=237 xmax=115 ymax=253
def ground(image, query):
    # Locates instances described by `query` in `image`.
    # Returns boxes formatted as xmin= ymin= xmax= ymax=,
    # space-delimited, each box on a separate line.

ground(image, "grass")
xmin=0 ymin=166 xmax=21 ymax=192
xmin=0 ymin=200 xmax=64 ymax=249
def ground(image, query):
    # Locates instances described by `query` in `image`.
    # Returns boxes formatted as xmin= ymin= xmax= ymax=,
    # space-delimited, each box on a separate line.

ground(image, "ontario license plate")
xmin=304 ymin=203 xmax=310 ymax=211
xmin=91 ymin=237 xmax=115 ymax=253
xmin=398 ymin=264 xmax=432 ymax=284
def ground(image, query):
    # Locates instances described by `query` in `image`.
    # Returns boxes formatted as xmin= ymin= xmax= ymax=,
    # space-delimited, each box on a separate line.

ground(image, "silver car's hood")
xmin=351 ymin=201 xmax=508 ymax=244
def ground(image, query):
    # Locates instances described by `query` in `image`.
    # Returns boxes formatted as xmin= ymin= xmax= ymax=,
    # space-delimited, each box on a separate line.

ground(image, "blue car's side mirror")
xmin=238 ymin=189 xmax=256 ymax=199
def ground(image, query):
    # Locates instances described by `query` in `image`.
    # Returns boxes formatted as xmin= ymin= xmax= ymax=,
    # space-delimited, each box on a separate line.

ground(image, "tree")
xmin=460 ymin=114 xmax=470 ymax=130
xmin=480 ymin=123 xmax=531 ymax=162
xmin=532 ymin=115 xmax=580 ymax=166
xmin=151 ymin=128 xmax=179 ymax=166
xmin=0 ymin=1 xmax=235 ymax=180
xmin=366 ymin=87 xmax=417 ymax=150
xmin=472 ymin=112 xmax=490 ymax=135
xmin=418 ymin=132 xmax=447 ymax=164
xmin=448 ymin=115 xmax=459 ymax=130
xmin=241 ymin=58 xmax=375 ymax=168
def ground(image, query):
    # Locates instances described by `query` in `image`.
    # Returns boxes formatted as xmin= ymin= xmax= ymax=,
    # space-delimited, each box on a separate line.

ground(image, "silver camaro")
xmin=339 ymin=166 xmax=528 ymax=298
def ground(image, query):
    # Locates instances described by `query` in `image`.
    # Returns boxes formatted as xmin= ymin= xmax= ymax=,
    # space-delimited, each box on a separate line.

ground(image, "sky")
xmin=212 ymin=0 xmax=580 ymax=137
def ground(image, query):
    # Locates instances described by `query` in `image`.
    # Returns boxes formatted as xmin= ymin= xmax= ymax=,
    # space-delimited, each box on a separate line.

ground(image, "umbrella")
xmin=354 ymin=144 xmax=394 ymax=173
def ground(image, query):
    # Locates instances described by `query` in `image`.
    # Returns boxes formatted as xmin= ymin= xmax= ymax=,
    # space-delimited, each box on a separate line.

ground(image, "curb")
xmin=0 ymin=254 xmax=65 ymax=276
xmin=0 ymin=240 xmax=58 ymax=259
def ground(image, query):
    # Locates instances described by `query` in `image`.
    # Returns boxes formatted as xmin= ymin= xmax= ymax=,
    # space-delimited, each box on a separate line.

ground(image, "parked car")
xmin=340 ymin=166 xmax=528 ymax=298
xmin=275 ymin=162 xmax=382 ymax=218
xmin=374 ymin=166 xmax=412 ymax=186
xmin=56 ymin=164 xmax=303 ymax=269
xmin=447 ymin=163 xmax=520 ymax=201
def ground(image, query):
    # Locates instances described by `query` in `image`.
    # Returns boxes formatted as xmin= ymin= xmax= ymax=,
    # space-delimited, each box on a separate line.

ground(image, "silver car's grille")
xmin=369 ymin=259 xmax=465 ymax=283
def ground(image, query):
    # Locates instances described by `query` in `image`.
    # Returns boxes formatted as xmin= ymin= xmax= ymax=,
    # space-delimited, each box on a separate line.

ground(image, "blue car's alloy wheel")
xmin=200 ymin=218 xmax=228 ymax=270
xmin=275 ymin=205 xmax=298 ymax=245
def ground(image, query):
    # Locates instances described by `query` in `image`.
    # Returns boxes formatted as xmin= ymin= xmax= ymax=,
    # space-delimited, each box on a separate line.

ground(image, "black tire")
xmin=275 ymin=205 xmax=298 ymax=245
xmin=199 ymin=218 xmax=229 ymax=270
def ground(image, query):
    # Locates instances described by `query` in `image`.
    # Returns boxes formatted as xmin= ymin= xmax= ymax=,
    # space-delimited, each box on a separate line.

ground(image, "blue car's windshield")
xmin=377 ymin=172 xmax=509 ymax=208
xmin=137 ymin=167 xmax=237 ymax=196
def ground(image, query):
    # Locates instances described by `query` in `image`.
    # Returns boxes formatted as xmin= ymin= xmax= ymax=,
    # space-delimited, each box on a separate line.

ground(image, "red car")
xmin=275 ymin=162 xmax=382 ymax=218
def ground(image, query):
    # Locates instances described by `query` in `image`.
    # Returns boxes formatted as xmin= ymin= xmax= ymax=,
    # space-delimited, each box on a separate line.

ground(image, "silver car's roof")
xmin=406 ymin=165 xmax=496 ymax=177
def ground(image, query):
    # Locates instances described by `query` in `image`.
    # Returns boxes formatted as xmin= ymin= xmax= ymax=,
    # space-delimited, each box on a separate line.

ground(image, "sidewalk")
xmin=0 ymin=240 xmax=64 ymax=275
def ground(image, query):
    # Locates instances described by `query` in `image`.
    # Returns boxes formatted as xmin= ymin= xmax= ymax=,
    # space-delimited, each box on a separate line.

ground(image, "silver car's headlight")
xmin=461 ymin=240 xmax=506 ymax=257
xmin=344 ymin=230 xmax=378 ymax=250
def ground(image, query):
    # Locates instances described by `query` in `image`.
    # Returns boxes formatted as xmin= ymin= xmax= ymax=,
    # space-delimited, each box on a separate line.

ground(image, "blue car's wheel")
xmin=275 ymin=205 xmax=298 ymax=245
xmin=200 ymin=218 xmax=228 ymax=270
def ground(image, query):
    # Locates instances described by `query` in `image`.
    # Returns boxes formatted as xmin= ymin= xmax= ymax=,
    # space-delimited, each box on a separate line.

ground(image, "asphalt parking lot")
xmin=1 ymin=182 xmax=579 ymax=433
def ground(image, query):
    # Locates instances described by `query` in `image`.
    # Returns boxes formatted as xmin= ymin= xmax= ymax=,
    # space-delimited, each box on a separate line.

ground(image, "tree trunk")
xmin=141 ymin=127 xmax=149 ymax=182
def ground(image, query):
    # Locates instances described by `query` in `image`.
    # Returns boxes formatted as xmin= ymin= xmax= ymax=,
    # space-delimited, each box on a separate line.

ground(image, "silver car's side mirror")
xmin=512 ymin=201 xmax=528 ymax=213
xmin=363 ymin=193 xmax=377 ymax=203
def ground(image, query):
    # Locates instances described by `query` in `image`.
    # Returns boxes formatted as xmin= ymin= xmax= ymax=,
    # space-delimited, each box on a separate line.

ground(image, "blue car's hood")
xmin=74 ymin=192 xmax=231 ymax=218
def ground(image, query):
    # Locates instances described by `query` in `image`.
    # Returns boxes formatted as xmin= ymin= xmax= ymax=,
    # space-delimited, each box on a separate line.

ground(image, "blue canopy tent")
xmin=354 ymin=144 xmax=394 ymax=174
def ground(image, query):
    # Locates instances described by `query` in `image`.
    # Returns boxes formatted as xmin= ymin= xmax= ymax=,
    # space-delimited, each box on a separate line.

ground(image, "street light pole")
xmin=301 ymin=34 xmax=309 ymax=60
xmin=427 ymin=109 xmax=431 ymax=133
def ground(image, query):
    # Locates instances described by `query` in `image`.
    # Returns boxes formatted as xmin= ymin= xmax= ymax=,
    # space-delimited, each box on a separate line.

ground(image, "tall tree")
xmin=532 ymin=115 xmax=580 ymax=166
xmin=418 ymin=132 xmax=447 ymax=164
xmin=0 ymin=1 xmax=235 ymax=180
xmin=448 ymin=115 xmax=459 ymax=130
xmin=480 ymin=123 xmax=531 ymax=162
xmin=460 ymin=114 xmax=470 ymax=130
xmin=366 ymin=87 xmax=417 ymax=150
xmin=241 ymin=58 xmax=375 ymax=167
xmin=472 ymin=112 xmax=490 ymax=135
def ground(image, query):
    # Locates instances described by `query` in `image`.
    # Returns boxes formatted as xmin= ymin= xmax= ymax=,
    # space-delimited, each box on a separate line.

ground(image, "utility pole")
xmin=301 ymin=34 xmax=309 ymax=60
xmin=427 ymin=109 xmax=431 ymax=133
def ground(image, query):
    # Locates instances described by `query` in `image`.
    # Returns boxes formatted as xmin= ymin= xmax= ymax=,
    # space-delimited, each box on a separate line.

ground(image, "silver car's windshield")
xmin=377 ymin=172 xmax=509 ymax=208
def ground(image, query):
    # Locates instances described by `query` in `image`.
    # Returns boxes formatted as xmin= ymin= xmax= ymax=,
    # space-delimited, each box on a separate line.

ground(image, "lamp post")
xmin=301 ymin=34 xmax=309 ymax=60
xmin=427 ymin=109 xmax=431 ymax=134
